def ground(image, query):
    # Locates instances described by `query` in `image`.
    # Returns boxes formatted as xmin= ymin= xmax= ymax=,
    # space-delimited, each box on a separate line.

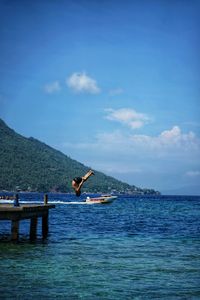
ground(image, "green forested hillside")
xmin=0 ymin=119 xmax=158 ymax=194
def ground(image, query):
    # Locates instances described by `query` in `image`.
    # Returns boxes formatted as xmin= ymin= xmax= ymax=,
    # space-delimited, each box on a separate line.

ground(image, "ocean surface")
xmin=0 ymin=193 xmax=200 ymax=299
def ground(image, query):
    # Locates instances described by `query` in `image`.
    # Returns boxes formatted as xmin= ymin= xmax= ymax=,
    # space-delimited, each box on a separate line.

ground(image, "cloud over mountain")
xmin=105 ymin=108 xmax=151 ymax=129
xmin=44 ymin=81 xmax=61 ymax=94
xmin=66 ymin=72 xmax=100 ymax=94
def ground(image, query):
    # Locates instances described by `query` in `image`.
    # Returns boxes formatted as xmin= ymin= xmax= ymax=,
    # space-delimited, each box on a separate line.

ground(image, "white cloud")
xmin=160 ymin=126 xmax=181 ymax=139
xmin=127 ymin=126 xmax=198 ymax=155
xmin=44 ymin=81 xmax=61 ymax=94
xmin=109 ymin=88 xmax=124 ymax=96
xmin=63 ymin=126 xmax=200 ymax=158
xmin=105 ymin=108 xmax=151 ymax=129
xmin=66 ymin=72 xmax=100 ymax=94
xmin=185 ymin=170 xmax=200 ymax=177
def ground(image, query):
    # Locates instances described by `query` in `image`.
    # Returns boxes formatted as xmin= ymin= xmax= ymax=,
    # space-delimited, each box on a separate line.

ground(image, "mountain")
xmin=0 ymin=118 xmax=159 ymax=194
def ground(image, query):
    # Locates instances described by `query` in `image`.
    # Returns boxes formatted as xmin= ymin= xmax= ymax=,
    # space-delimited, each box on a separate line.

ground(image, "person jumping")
xmin=71 ymin=170 xmax=94 ymax=196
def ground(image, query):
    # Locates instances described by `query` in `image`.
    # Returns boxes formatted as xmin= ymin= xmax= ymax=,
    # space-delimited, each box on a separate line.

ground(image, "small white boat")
xmin=85 ymin=195 xmax=117 ymax=204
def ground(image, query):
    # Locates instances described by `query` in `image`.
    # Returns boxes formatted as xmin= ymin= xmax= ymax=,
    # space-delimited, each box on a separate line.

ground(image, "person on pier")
xmin=72 ymin=170 xmax=94 ymax=196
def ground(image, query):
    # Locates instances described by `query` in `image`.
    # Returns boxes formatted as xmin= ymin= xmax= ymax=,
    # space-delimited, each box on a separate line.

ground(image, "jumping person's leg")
xmin=82 ymin=170 xmax=94 ymax=181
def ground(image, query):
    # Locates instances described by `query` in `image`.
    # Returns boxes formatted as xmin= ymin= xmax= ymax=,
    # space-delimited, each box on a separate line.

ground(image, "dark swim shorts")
xmin=73 ymin=177 xmax=82 ymax=184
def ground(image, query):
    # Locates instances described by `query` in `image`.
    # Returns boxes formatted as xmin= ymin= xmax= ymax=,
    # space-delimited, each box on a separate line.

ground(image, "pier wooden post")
xmin=11 ymin=220 xmax=19 ymax=241
xmin=43 ymin=194 xmax=49 ymax=238
xmin=30 ymin=217 xmax=38 ymax=241
xmin=44 ymin=194 xmax=48 ymax=205
xmin=42 ymin=212 xmax=49 ymax=239
xmin=14 ymin=193 xmax=20 ymax=207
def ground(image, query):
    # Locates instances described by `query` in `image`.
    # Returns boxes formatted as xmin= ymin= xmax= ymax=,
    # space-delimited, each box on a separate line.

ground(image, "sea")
xmin=0 ymin=193 xmax=200 ymax=300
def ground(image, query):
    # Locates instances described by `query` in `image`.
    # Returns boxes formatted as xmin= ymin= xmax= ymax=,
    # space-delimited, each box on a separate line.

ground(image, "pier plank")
xmin=0 ymin=204 xmax=55 ymax=220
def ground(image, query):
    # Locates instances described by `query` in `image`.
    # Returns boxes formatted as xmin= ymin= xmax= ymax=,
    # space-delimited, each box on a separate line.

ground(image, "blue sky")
xmin=0 ymin=0 xmax=200 ymax=194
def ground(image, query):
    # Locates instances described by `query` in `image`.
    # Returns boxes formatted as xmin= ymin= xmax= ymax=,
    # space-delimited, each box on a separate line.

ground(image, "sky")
xmin=0 ymin=0 xmax=200 ymax=194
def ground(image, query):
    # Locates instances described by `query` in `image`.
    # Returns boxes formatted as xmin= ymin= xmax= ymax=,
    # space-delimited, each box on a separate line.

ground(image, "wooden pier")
xmin=0 ymin=194 xmax=55 ymax=241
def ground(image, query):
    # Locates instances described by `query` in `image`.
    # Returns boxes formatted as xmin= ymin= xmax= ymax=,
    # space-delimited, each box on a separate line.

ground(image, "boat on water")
xmin=85 ymin=195 xmax=117 ymax=204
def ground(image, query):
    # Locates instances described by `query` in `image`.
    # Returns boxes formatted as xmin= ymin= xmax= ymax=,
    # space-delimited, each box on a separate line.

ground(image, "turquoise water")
xmin=0 ymin=194 xmax=200 ymax=299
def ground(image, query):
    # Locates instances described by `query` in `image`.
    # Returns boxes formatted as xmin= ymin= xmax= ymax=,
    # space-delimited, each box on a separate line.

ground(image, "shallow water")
xmin=0 ymin=194 xmax=200 ymax=299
